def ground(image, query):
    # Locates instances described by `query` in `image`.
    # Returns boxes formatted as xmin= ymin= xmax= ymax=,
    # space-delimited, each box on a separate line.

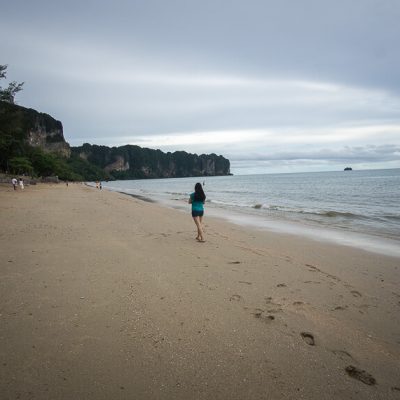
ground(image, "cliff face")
xmin=27 ymin=119 xmax=70 ymax=157
xmin=0 ymin=102 xmax=71 ymax=157
xmin=0 ymin=101 xmax=231 ymax=180
xmin=72 ymin=144 xmax=231 ymax=179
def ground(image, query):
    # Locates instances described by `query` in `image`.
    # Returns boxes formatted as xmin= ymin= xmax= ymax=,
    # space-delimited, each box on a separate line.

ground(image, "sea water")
xmin=100 ymin=169 xmax=400 ymax=257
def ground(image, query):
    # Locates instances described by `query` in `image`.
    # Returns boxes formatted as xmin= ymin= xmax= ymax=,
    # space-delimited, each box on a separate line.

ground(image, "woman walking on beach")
xmin=189 ymin=183 xmax=206 ymax=242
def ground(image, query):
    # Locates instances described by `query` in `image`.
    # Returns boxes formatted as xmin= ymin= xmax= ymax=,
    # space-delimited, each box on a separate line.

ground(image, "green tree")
xmin=0 ymin=65 xmax=24 ymax=104
xmin=9 ymin=156 xmax=33 ymax=175
xmin=29 ymin=148 xmax=59 ymax=176
xmin=0 ymin=101 xmax=29 ymax=171
xmin=0 ymin=65 xmax=7 ymax=79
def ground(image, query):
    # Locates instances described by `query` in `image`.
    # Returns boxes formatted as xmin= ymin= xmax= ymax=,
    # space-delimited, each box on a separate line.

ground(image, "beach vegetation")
xmin=66 ymin=154 xmax=110 ymax=181
xmin=8 ymin=156 xmax=33 ymax=175
xmin=72 ymin=144 xmax=231 ymax=179
xmin=0 ymin=99 xmax=108 ymax=181
xmin=0 ymin=65 xmax=24 ymax=104
xmin=0 ymin=70 xmax=230 ymax=181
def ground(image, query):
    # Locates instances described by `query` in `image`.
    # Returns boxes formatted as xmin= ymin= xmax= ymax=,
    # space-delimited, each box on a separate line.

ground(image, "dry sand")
xmin=1 ymin=183 xmax=399 ymax=399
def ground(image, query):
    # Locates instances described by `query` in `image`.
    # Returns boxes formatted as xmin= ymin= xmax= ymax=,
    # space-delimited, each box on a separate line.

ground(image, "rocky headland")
xmin=0 ymin=101 xmax=231 ymax=180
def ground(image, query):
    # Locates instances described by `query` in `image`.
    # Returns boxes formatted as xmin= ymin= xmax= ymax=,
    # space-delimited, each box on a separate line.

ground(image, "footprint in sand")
xmin=345 ymin=365 xmax=376 ymax=386
xmin=265 ymin=297 xmax=282 ymax=309
xmin=253 ymin=309 xmax=275 ymax=322
xmin=350 ymin=290 xmax=362 ymax=298
xmin=253 ymin=309 xmax=264 ymax=318
xmin=230 ymin=294 xmax=242 ymax=302
xmin=300 ymin=332 xmax=315 ymax=346
xmin=277 ymin=283 xmax=287 ymax=288
xmin=333 ymin=305 xmax=348 ymax=311
xmin=305 ymin=264 xmax=319 ymax=272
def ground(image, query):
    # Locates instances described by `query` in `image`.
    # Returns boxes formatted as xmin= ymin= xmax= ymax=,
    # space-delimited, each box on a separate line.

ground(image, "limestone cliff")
xmin=0 ymin=101 xmax=231 ymax=180
xmin=0 ymin=101 xmax=71 ymax=157
xmin=27 ymin=120 xmax=70 ymax=158
xmin=72 ymin=143 xmax=231 ymax=179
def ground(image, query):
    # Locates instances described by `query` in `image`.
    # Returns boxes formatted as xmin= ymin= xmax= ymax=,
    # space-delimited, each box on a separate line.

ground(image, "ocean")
xmin=99 ymin=168 xmax=400 ymax=257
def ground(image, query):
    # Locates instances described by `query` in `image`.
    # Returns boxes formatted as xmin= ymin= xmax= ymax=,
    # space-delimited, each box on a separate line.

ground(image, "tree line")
xmin=0 ymin=65 xmax=230 ymax=181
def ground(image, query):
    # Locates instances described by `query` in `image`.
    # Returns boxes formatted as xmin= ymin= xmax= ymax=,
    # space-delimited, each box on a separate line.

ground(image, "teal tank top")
xmin=190 ymin=193 xmax=204 ymax=212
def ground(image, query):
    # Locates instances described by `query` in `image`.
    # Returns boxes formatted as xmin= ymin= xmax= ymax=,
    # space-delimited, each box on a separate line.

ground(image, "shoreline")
xmin=101 ymin=184 xmax=400 ymax=259
xmin=1 ymin=183 xmax=399 ymax=399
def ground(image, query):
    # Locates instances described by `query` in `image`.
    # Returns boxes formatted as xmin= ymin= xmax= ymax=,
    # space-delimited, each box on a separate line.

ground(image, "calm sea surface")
xmin=100 ymin=169 xmax=400 ymax=257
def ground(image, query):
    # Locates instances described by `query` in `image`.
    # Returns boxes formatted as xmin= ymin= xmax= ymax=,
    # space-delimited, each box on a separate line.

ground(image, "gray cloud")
xmin=4 ymin=0 xmax=399 ymax=88
xmin=1 ymin=0 xmax=400 ymax=173
xmin=234 ymin=144 xmax=400 ymax=162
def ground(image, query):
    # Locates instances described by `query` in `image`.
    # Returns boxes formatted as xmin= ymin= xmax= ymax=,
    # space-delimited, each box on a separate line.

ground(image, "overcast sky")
xmin=1 ymin=0 xmax=400 ymax=174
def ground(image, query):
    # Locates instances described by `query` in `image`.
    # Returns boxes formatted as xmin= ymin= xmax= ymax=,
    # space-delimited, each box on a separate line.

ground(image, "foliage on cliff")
xmin=0 ymin=65 xmax=24 ymax=104
xmin=1 ymin=100 xmax=230 ymax=181
xmin=0 ymin=101 xmax=108 ymax=180
xmin=0 ymin=67 xmax=83 ymax=179
xmin=72 ymin=143 xmax=230 ymax=179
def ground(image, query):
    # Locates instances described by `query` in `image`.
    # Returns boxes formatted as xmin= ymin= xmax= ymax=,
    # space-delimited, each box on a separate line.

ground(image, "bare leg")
xmin=193 ymin=216 xmax=205 ymax=242
xmin=192 ymin=216 xmax=199 ymax=240
xmin=199 ymin=215 xmax=204 ymax=232
xmin=199 ymin=216 xmax=204 ymax=235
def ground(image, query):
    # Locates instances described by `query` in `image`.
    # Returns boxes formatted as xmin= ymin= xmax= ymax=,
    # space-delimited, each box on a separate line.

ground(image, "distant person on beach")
xmin=99 ymin=182 xmax=102 ymax=190
xmin=12 ymin=178 xmax=17 ymax=190
xmin=19 ymin=178 xmax=24 ymax=190
xmin=189 ymin=182 xmax=206 ymax=242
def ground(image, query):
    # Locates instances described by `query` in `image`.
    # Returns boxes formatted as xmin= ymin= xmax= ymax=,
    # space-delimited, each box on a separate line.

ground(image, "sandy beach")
xmin=1 ymin=183 xmax=399 ymax=399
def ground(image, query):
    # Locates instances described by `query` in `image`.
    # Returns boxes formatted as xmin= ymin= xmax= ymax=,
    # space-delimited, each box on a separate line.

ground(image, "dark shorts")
xmin=192 ymin=210 xmax=204 ymax=218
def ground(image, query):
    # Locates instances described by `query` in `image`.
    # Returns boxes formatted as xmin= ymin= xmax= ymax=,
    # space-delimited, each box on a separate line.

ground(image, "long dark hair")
xmin=194 ymin=182 xmax=206 ymax=202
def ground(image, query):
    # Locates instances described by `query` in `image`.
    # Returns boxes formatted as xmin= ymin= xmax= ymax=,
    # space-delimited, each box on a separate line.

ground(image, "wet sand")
xmin=1 ymin=183 xmax=399 ymax=399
